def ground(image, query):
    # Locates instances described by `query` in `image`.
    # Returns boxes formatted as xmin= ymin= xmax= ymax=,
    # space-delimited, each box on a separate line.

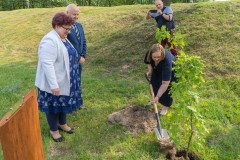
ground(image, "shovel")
xmin=145 ymin=73 xmax=169 ymax=140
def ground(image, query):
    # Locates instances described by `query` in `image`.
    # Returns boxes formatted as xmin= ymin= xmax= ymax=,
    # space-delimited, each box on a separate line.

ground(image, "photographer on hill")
xmin=146 ymin=0 xmax=177 ymax=56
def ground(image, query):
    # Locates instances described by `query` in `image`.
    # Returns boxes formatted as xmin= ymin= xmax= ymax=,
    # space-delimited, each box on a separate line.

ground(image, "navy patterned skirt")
xmin=37 ymin=40 xmax=81 ymax=114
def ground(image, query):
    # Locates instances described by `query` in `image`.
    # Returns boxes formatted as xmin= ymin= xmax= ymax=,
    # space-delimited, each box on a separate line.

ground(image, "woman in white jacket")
xmin=35 ymin=12 xmax=80 ymax=142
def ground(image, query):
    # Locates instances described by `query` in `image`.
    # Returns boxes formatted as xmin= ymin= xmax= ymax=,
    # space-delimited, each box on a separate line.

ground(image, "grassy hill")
xmin=0 ymin=1 xmax=240 ymax=159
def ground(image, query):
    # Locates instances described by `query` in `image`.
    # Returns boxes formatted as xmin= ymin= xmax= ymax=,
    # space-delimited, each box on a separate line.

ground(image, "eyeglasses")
xmin=61 ymin=26 xmax=71 ymax=32
xmin=156 ymin=4 xmax=161 ymax=6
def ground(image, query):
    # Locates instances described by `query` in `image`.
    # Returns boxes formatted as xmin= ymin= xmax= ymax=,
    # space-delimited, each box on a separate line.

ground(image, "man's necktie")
xmin=73 ymin=24 xmax=80 ymax=41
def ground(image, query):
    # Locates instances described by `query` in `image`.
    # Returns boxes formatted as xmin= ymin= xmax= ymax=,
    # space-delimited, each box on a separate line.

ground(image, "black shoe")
xmin=79 ymin=105 xmax=88 ymax=110
xmin=72 ymin=111 xmax=78 ymax=116
xmin=52 ymin=136 xmax=64 ymax=142
xmin=49 ymin=131 xmax=64 ymax=142
xmin=58 ymin=127 xmax=74 ymax=134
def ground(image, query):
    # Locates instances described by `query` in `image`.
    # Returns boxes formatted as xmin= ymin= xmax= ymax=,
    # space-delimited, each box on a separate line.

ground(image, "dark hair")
xmin=52 ymin=12 xmax=74 ymax=28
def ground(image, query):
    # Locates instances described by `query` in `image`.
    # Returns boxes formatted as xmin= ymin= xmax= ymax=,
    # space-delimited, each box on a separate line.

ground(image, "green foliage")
xmin=0 ymin=0 xmax=212 ymax=11
xmin=172 ymin=51 xmax=204 ymax=98
xmin=154 ymin=15 xmax=207 ymax=157
xmin=155 ymin=26 xmax=171 ymax=44
xmin=155 ymin=26 xmax=185 ymax=50
xmin=156 ymin=23 xmax=206 ymax=154
xmin=0 ymin=0 xmax=153 ymax=10
xmin=168 ymin=50 xmax=206 ymax=154
xmin=0 ymin=0 xmax=70 ymax=10
xmin=171 ymin=30 xmax=185 ymax=50
xmin=172 ymin=0 xmax=209 ymax=3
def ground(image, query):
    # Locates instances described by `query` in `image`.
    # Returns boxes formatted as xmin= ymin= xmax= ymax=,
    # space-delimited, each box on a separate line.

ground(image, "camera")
xmin=149 ymin=10 xmax=157 ymax=13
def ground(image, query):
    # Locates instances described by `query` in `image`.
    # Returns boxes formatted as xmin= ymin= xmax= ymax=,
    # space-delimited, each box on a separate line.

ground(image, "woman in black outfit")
xmin=145 ymin=44 xmax=176 ymax=115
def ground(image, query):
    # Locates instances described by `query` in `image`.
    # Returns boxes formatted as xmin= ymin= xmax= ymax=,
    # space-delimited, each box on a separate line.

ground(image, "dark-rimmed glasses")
xmin=61 ymin=26 xmax=71 ymax=32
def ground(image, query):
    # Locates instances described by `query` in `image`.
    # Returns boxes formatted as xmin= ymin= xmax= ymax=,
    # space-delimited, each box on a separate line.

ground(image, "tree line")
xmin=0 ymin=0 xmax=208 ymax=11
xmin=1 ymin=0 xmax=149 ymax=10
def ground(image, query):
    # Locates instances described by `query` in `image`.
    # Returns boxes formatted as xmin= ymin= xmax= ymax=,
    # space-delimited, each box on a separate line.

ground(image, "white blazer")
xmin=35 ymin=29 xmax=71 ymax=96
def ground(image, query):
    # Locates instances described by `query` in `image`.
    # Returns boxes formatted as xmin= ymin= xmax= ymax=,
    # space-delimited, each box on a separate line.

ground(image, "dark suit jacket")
xmin=67 ymin=22 xmax=87 ymax=59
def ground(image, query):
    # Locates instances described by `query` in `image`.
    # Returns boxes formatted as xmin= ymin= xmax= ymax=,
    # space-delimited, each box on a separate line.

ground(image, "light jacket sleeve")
xmin=38 ymin=37 xmax=59 ymax=90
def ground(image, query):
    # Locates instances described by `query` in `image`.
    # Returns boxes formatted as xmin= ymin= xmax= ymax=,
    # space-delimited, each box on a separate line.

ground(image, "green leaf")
xmin=187 ymin=106 xmax=197 ymax=112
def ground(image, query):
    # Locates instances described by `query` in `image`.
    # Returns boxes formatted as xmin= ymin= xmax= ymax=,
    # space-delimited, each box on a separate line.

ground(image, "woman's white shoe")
xmin=160 ymin=106 xmax=168 ymax=115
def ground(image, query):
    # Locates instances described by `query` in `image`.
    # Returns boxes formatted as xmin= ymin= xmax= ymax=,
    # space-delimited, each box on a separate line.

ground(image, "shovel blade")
xmin=154 ymin=128 xmax=169 ymax=140
xmin=161 ymin=129 xmax=169 ymax=139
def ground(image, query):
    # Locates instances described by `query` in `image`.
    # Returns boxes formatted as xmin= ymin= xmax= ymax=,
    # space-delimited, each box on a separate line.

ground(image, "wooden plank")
xmin=0 ymin=89 xmax=44 ymax=160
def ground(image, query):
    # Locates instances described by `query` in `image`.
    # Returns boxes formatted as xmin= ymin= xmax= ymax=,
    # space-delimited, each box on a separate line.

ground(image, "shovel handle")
xmin=149 ymin=84 xmax=163 ymax=137
xmin=145 ymin=73 xmax=158 ymax=113
xmin=149 ymin=85 xmax=159 ymax=114
xmin=145 ymin=73 xmax=151 ymax=84
xmin=145 ymin=73 xmax=163 ymax=137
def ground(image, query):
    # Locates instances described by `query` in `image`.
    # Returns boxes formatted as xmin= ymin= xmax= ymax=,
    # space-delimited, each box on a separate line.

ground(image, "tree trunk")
xmin=96 ymin=0 xmax=101 ymax=6
xmin=108 ymin=0 xmax=112 ymax=7
xmin=163 ymin=0 xmax=171 ymax=6
xmin=88 ymin=0 xmax=91 ymax=5
xmin=186 ymin=111 xmax=194 ymax=160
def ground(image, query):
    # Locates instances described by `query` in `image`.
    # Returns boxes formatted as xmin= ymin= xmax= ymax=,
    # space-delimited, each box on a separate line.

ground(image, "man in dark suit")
xmin=66 ymin=4 xmax=87 ymax=109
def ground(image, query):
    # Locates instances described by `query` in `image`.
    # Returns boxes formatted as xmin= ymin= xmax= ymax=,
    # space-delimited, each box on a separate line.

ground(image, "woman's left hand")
xmin=79 ymin=56 xmax=85 ymax=65
xmin=152 ymin=96 xmax=159 ymax=104
xmin=52 ymin=88 xmax=60 ymax=96
xmin=157 ymin=9 xmax=162 ymax=15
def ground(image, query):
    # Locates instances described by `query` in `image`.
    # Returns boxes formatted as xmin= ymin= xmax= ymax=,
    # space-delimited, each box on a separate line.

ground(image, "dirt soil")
xmin=108 ymin=105 xmax=157 ymax=134
xmin=108 ymin=105 xmax=200 ymax=160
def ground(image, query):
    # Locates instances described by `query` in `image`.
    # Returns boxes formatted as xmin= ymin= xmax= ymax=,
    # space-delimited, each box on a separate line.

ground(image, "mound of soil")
xmin=108 ymin=105 xmax=157 ymax=134
xmin=108 ymin=105 xmax=200 ymax=160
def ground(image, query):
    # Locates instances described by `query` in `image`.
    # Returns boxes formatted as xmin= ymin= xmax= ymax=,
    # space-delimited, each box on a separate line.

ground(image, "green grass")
xmin=0 ymin=1 xmax=240 ymax=159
